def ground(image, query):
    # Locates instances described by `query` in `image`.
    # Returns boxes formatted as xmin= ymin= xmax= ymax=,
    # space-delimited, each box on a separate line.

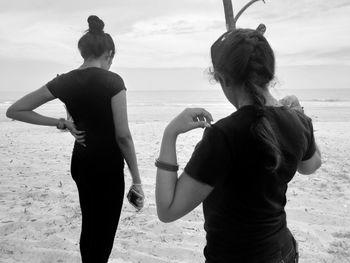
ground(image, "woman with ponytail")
xmin=155 ymin=29 xmax=321 ymax=262
xmin=7 ymin=15 xmax=144 ymax=262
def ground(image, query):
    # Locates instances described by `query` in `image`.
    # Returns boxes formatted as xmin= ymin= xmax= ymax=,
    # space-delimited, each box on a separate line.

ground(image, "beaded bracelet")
xmin=155 ymin=158 xmax=179 ymax=172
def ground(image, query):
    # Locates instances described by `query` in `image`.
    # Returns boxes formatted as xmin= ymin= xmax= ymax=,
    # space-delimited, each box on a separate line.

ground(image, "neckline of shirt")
xmin=74 ymin=66 xmax=104 ymax=72
xmin=238 ymin=104 xmax=286 ymax=111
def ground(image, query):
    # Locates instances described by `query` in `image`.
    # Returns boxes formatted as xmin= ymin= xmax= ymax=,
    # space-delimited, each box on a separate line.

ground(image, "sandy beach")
xmin=0 ymin=101 xmax=350 ymax=263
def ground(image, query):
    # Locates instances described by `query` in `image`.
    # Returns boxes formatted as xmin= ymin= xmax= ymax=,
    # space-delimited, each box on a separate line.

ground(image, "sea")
xmin=1 ymin=88 xmax=350 ymax=123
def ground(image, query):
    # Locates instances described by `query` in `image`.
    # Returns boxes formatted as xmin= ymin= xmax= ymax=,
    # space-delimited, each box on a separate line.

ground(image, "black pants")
xmin=71 ymin=154 xmax=125 ymax=263
xmin=267 ymin=235 xmax=299 ymax=263
xmin=204 ymin=230 xmax=299 ymax=263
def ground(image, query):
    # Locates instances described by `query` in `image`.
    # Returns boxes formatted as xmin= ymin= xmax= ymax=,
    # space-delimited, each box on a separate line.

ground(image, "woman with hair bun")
xmin=7 ymin=15 xmax=144 ymax=262
xmin=155 ymin=29 xmax=322 ymax=262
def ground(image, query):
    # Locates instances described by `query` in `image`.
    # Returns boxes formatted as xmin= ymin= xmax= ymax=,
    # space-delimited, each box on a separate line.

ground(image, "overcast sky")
xmin=0 ymin=0 xmax=349 ymax=92
xmin=1 ymin=0 xmax=350 ymax=67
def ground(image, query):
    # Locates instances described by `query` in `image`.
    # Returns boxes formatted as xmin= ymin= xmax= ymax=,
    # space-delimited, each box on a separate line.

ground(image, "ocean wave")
xmin=0 ymin=101 xmax=13 ymax=104
xmin=303 ymin=99 xmax=346 ymax=102
xmin=128 ymin=102 xmax=229 ymax=107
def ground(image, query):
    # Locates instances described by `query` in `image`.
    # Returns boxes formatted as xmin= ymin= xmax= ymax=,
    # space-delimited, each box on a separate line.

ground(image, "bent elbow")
xmin=158 ymin=215 xmax=170 ymax=223
xmin=297 ymin=150 xmax=322 ymax=175
xmin=115 ymin=132 xmax=132 ymax=144
xmin=311 ymin=154 xmax=322 ymax=173
xmin=114 ymin=124 xmax=132 ymax=142
xmin=315 ymin=157 xmax=322 ymax=171
xmin=156 ymin=208 xmax=176 ymax=223
xmin=6 ymin=107 xmax=15 ymax=119
xmin=298 ymin=168 xmax=314 ymax=175
xmin=298 ymin=159 xmax=322 ymax=175
xmin=297 ymin=168 xmax=309 ymax=175
xmin=157 ymin=213 xmax=175 ymax=223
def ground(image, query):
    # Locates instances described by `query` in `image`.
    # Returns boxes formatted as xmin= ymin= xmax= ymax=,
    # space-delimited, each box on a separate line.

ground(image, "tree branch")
xmin=222 ymin=0 xmax=236 ymax=31
xmin=235 ymin=0 xmax=265 ymax=24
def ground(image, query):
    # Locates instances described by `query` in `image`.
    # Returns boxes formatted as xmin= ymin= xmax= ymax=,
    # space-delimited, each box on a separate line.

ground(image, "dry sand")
xmin=0 ymin=120 xmax=349 ymax=263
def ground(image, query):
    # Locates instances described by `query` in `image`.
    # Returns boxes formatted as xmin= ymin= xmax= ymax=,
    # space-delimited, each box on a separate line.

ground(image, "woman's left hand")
xmin=166 ymin=108 xmax=213 ymax=136
xmin=64 ymin=120 xmax=86 ymax=146
xmin=127 ymin=184 xmax=145 ymax=211
xmin=280 ymin=95 xmax=304 ymax=113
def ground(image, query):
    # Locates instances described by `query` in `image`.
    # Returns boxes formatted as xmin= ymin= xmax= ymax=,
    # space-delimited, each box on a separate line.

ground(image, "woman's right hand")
xmin=64 ymin=120 xmax=86 ymax=147
xmin=165 ymin=108 xmax=213 ymax=136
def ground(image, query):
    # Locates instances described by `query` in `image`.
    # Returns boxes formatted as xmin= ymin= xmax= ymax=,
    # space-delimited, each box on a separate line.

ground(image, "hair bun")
xmin=87 ymin=15 xmax=105 ymax=34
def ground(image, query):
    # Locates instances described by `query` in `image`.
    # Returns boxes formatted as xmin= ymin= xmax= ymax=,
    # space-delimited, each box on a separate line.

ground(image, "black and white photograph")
xmin=0 ymin=0 xmax=349 ymax=262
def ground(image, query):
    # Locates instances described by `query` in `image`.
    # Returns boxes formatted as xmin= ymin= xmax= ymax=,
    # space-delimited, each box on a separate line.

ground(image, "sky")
xmin=0 ymin=0 xmax=350 ymax=92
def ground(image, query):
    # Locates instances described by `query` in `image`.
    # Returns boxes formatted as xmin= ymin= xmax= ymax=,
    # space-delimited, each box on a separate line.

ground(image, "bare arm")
xmin=298 ymin=143 xmax=322 ymax=175
xmin=279 ymin=95 xmax=321 ymax=174
xmin=156 ymin=127 xmax=213 ymax=223
xmin=6 ymin=86 xmax=85 ymax=144
xmin=111 ymin=90 xmax=141 ymax=184
xmin=156 ymin=108 xmax=214 ymax=223
xmin=6 ymin=86 xmax=60 ymax=126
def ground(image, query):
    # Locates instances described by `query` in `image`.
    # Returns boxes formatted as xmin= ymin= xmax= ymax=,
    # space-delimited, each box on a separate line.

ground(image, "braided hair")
xmin=78 ymin=15 xmax=115 ymax=60
xmin=211 ymin=29 xmax=282 ymax=173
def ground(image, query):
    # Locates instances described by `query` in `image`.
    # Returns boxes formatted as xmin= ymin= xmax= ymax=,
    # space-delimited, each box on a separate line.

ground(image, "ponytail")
xmin=211 ymin=29 xmax=282 ymax=173
xmin=245 ymin=79 xmax=282 ymax=173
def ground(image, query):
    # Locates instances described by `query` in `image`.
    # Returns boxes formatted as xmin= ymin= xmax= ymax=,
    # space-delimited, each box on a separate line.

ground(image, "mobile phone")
xmin=127 ymin=188 xmax=143 ymax=210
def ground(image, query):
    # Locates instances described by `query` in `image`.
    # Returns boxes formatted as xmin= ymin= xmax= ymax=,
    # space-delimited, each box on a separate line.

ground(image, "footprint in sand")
xmin=327 ymin=231 xmax=350 ymax=259
xmin=332 ymin=231 xmax=350 ymax=239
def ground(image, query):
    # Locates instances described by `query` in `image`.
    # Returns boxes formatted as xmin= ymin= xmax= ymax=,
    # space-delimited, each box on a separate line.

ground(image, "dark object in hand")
xmin=127 ymin=188 xmax=143 ymax=210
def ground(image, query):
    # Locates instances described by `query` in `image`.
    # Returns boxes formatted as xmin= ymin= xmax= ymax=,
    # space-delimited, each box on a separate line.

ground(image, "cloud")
xmin=0 ymin=0 xmax=349 ymax=68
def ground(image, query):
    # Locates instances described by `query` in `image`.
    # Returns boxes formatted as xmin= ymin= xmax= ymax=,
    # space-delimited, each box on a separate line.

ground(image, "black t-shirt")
xmin=184 ymin=105 xmax=316 ymax=262
xmin=46 ymin=67 xmax=126 ymax=167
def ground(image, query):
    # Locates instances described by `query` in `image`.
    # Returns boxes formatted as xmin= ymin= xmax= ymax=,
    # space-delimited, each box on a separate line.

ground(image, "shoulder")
xmin=214 ymin=106 xmax=256 ymax=133
xmin=101 ymin=70 xmax=126 ymax=89
xmin=213 ymin=115 xmax=233 ymax=133
xmin=45 ymin=70 xmax=77 ymax=96
xmin=278 ymin=107 xmax=313 ymax=130
xmin=99 ymin=70 xmax=124 ymax=82
xmin=99 ymin=70 xmax=126 ymax=96
xmin=294 ymin=111 xmax=314 ymax=136
xmin=295 ymin=110 xmax=312 ymax=125
xmin=47 ymin=69 xmax=90 ymax=86
xmin=49 ymin=69 xmax=76 ymax=81
xmin=87 ymin=68 xmax=126 ymax=89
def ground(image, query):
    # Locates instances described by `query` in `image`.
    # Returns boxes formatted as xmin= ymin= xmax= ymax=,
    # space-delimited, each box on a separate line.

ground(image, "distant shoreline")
xmin=1 ymin=88 xmax=350 ymax=104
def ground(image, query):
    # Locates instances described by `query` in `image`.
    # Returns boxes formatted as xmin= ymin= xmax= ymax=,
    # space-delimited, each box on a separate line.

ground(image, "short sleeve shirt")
xmin=46 ymin=67 xmax=126 ymax=163
xmin=184 ymin=105 xmax=316 ymax=260
xmin=184 ymin=126 xmax=232 ymax=187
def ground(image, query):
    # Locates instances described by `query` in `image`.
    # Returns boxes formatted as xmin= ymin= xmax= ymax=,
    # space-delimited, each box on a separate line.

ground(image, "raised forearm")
xmin=116 ymin=135 xmax=141 ymax=184
xmin=156 ymin=128 xmax=179 ymax=214
xmin=155 ymin=108 xmax=214 ymax=222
